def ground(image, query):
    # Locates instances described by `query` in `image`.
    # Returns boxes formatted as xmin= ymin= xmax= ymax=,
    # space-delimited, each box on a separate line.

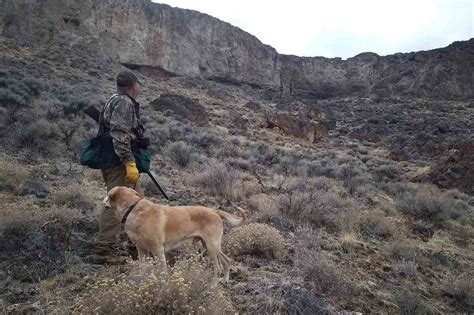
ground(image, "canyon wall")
xmin=1 ymin=0 xmax=473 ymax=99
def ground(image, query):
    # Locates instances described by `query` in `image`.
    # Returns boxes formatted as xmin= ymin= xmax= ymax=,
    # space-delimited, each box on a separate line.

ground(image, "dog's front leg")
xmin=137 ymin=247 xmax=148 ymax=261
xmin=159 ymin=247 xmax=167 ymax=271
xmin=151 ymin=245 xmax=168 ymax=271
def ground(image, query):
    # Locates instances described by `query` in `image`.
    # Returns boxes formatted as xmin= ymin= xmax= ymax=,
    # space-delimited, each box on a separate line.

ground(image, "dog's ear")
xmin=133 ymin=189 xmax=141 ymax=198
xmin=107 ymin=186 xmax=120 ymax=203
xmin=103 ymin=195 xmax=111 ymax=208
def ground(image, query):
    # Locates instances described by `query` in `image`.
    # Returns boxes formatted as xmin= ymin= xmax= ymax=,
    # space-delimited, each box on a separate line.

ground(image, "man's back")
xmin=100 ymin=94 xmax=141 ymax=164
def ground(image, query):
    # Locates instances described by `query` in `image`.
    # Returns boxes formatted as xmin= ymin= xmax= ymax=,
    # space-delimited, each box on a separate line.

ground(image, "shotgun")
xmin=83 ymin=105 xmax=170 ymax=200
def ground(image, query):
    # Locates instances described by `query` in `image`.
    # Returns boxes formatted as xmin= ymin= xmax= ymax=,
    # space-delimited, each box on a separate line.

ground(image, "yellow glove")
xmin=125 ymin=161 xmax=139 ymax=184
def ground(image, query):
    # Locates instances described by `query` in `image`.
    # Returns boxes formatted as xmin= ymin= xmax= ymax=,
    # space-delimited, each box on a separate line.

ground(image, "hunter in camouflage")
xmin=93 ymin=70 xmax=144 ymax=264
xmin=101 ymin=93 xmax=144 ymax=164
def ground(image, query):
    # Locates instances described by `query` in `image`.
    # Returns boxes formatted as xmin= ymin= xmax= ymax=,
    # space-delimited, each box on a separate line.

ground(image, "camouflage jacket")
xmin=99 ymin=94 xmax=144 ymax=163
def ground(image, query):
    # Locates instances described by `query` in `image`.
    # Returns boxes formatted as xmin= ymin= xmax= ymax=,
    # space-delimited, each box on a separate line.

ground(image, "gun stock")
xmin=84 ymin=105 xmax=100 ymax=123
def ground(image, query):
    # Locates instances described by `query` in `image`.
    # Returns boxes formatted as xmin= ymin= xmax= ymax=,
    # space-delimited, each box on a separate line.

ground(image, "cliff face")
xmin=280 ymin=42 xmax=474 ymax=99
xmin=1 ymin=0 xmax=473 ymax=99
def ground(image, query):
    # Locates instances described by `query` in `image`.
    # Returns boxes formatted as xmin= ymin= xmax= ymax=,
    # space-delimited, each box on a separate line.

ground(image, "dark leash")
xmin=146 ymin=171 xmax=169 ymax=200
xmin=121 ymin=201 xmax=139 ymax=224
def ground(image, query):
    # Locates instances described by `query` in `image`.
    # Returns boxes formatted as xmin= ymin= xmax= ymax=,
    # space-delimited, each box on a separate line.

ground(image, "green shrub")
xmin=394 ymin=290 xmax=436 ymax=314
xmin=0 ymin=77 xmax=40 ymax=107
xmin=0 ymin=73 xmax=41 ymax=107
xmin=374 ymin=164 xmax=401 ymax=182
xmin=343 ymin=175 xmax=369 ymax=195
xmin=194 ymin=162 xmax=241 ymax=201
xmin=300 ymin=191 xmax=356 ymax=233
xmin=186 ymin=129 xmax=223 ymax=152
xmin=0 ymin=87 xmax=27 ymax=107
xmin=212 ymin=140 xmax=244 ymax=159
xmin=276 ymin=178 xmax=357 ymax=233
xmin=395 ymin=184 xmax=469 ymax=228
xmin=9 ymin=118 xmax=61 ymax=155
xmin=165 ymin=141 xmax=196 ymax=167
xmin=305 ymin=160 xmax=340 ymax=178
xmin=248 ymin=141 xmax=282 ymax=166
xmin=294 ymin=235 xmax=358 ymax=303
xmin=398 ymin=259 xmax=419 ymax=278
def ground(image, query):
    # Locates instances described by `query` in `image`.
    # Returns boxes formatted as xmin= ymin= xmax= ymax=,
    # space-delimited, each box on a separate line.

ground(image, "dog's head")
xmin=103 ymin=186 xmax=141 ymax=212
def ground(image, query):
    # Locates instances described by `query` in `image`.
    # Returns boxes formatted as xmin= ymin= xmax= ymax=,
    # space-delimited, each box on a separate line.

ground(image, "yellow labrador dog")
xmin=103 ymin=186 xmax=246 ymax=282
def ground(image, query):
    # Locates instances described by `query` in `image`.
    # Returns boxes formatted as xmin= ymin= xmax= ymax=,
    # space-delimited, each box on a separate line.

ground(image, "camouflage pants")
xmin=96 ymin=164 xmax=143 ymax=253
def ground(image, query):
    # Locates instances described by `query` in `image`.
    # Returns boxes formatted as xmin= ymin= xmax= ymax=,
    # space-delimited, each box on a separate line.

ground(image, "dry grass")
xmin=230 ymin=271 xmax=328 ymax=314
xmin=359 ymin=214 xmax=398 ymax=241
xmin=340 ymin=231 xmax=361 ymax=253
xmin=0 ymin=205 xmax=78 ymax=282
xmin=72 ymin=255 xmax=234 ymax=314
xmin=53 ymin=185 xmax=96 ymax=211
xmin=0 ymin=159 xmax=26 ymax=192
xmin=388 ymin=239 xmax=419 ymax=263
xmin=443 ymin=273 xmax=474 ymax=312
xmin=249 ymin=194 xmax=280 ymax=220
xmin=0 ymin=158 xmax=48 ymax=196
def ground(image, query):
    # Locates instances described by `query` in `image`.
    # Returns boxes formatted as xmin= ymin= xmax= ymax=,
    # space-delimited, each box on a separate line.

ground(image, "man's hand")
xmin=125 ymin=161 xmax=139 ymax=184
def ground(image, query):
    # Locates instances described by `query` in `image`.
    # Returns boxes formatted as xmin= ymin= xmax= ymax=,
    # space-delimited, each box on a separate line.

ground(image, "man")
xmin=93 ymin=70 xmax=145 ymax=264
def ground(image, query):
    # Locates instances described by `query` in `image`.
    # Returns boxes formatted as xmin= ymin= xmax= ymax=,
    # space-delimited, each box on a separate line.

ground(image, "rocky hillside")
xmin=1 ymin=0 xmax=473 ymax=99
xmin=0 ymin=1 xmax=473 ymax=314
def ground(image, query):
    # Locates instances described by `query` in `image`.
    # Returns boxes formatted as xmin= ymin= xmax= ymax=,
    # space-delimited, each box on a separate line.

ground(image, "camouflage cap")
xmin=116 ymin=70 xmax=141 ymax=87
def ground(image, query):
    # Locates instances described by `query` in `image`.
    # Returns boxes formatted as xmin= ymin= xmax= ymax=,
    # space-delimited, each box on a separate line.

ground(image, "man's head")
xmin=116 ymin=70 xmax=141 ymax=97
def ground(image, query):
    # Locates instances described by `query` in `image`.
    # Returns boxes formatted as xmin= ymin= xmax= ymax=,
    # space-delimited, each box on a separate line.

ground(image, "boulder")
xmin=244 ymin=101 xmax=262 ymax=111
xmin=265 ymin=111 xmax=326 ymax=143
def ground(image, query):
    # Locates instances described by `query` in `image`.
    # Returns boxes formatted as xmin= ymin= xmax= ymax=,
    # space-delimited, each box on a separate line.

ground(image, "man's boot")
xmin=90 ymin=242 xmax=129 ymax=264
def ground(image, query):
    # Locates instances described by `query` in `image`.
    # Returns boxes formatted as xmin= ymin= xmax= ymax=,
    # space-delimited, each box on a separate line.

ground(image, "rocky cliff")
xmin=1 ymin=0 xmax=473 ymax=99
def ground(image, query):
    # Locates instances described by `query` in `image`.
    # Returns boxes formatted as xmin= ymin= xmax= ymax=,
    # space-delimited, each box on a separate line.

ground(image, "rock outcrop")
xmin=265 ymin=110 xmax=327 ymax=143
xmin=150 ymin=93 xmax=209 ymax=126
xmin=1 ymin=0 xmax=473 ymax=100
xmin=428 ymin=142 xmax=474 ymax=194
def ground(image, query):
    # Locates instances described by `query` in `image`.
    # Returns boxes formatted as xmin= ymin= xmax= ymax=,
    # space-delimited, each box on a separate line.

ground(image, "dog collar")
xmin=121 ymin=200 xmax=140 ymax=224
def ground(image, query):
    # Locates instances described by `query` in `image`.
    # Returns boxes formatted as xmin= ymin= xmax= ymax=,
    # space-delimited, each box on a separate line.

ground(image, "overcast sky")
xmin=153 ymin=0 xmax=473 ymax=59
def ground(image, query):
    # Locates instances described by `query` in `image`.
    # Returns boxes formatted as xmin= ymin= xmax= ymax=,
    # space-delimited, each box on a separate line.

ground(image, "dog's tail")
xmin=215 ymin=207 xmax=246 ymax=226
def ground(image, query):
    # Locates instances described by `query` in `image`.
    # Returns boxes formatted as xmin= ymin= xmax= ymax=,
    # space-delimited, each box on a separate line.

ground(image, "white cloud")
xmin=153 ymin=0 xmax=473 ymax=58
